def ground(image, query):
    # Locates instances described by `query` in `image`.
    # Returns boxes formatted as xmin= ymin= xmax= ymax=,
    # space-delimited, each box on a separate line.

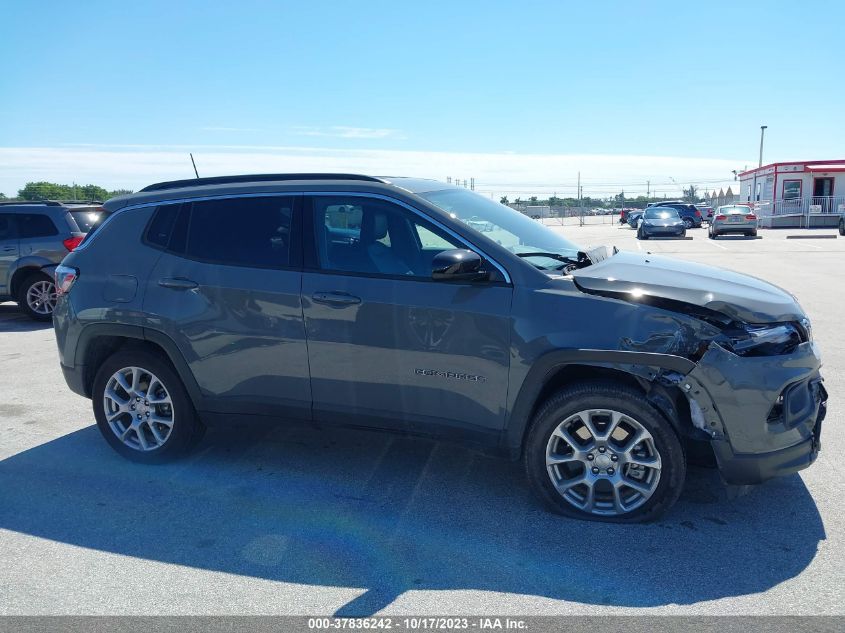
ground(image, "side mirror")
xmin=431 ymin=249 xmax=488 ymax=282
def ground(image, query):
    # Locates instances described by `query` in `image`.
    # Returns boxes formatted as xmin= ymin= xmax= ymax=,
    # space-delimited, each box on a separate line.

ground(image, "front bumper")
xmin=684 ymin=341 xmax=827 ymax=485
xmin=644 ymin=225 xmax=685 ymax=236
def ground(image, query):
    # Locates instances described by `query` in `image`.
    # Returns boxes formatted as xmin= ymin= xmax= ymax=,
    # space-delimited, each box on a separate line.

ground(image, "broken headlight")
xmin=725 ymin=322 xmax=804 ymax=357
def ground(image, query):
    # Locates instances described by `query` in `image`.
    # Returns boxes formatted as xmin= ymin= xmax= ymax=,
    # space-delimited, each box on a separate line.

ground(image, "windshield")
xmin=644 ymin=208 xmax=680 ymax=220
xmin=419 ymin=188 xmax=581 ymax=268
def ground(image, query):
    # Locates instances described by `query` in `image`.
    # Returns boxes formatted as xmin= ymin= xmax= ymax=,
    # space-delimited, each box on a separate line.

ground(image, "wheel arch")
xmin=76 ymin=324 xmax=204 ymax=410
xmin=502 ymin=349 xmax=696 ymax=460
xmin=10 ymin=264 xmax=55 ymax=297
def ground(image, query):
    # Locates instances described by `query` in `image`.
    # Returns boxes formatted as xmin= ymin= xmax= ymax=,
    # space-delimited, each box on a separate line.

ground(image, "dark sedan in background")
xmin=637 ymin=207 xmax=686 ymax=239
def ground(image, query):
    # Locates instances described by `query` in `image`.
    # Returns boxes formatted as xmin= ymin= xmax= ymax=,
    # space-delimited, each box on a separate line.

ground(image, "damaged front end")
xmin=571 ymin=274 xmax=826 ymax=485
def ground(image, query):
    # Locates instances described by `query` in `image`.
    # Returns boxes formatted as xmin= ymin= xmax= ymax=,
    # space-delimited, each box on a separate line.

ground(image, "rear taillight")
xmin=694 ymin=210 xmax=702 ymax=217
xmin=63 ymin=236 xmax=84 ymax=251
xmin=746 ymin=214 xmax=757 ymax=220
xmin=715 ymin=215 xmax=727 ymax=221
xmin=54 ymin=265 xmax=78 ymax=295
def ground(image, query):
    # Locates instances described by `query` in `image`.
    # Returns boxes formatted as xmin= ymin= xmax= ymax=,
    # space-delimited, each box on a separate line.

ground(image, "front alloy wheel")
xmin=545 ymin=409 xmax=661 ymax=516
xmin=525 ymin=382 xmax=685 ymax=522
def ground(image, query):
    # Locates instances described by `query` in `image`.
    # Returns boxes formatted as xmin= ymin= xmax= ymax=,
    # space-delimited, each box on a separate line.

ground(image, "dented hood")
xmin=572 ymin=250 xmax=803 ymax=323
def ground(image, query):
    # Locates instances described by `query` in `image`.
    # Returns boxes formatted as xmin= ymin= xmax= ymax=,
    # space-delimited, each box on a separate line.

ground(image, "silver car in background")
xmin=709 ymin=205 xmax=758 ymax=239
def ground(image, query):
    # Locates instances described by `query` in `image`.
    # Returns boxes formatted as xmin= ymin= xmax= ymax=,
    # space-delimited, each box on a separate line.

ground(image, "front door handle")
xmin=158 ymin=277 xmax=198 ymax=290
xmin=1 ymin=246 xmax=15 ymax=252
xmin=311 ymin=291 xmax=362 ymax=306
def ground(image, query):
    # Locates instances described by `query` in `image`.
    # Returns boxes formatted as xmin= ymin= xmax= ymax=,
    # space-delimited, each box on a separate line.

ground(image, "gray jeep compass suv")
xmin=52 ymin=174 xmax=827 ymax=522
xmin=1 ymin=201 xmax=108 ymax=319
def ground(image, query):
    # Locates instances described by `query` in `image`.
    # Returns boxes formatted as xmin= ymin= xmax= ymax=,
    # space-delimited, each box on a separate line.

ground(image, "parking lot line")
xmin=704 ymin=239 xmax=728 ymax=250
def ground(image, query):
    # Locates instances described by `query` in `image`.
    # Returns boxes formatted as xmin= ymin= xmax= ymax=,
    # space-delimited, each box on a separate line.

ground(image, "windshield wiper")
xmin=515 ymin=251 xmax=592 ymax=269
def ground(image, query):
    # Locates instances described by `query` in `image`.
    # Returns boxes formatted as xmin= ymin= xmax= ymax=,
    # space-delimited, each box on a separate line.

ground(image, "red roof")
xmin=738 ymin=159 xmax=845 ymax=178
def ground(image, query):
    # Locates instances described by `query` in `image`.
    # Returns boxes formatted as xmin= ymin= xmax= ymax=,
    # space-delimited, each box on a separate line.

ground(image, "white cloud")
xmin=0 ymin=145 xmax=744 ymax=199
xmin=291 ymin=126 xmax=403 ymax=139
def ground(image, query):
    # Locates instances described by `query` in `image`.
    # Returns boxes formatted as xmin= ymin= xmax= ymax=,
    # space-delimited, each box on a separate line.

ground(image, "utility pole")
xmin=577 ymin=171 xmax=583 ymax=226
xmin=470 ymin=177 xmax=474 ymax=191
xmin=752 ymin=125 xmax=767 ymax=208
xmin=646 ymin=180 xmax=650 ymax=199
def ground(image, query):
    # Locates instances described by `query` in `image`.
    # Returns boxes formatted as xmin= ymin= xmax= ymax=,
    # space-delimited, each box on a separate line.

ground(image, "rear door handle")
xmin=1 ymin=247 xmax=15 ymax=252
xmin=158 ymin=277 xmax=198 ymax=290
xmin=311 ymin=291 xmax=362 ymax=306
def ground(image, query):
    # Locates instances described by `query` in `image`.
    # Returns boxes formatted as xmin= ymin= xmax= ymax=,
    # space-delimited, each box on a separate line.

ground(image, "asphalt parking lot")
xmin=0 ymin=224 xmax=843 ymax=616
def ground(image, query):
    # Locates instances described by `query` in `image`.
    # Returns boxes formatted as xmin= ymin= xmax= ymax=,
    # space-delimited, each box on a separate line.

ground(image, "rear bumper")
xmin=61 ymin=362 xmax=88 ymax=398
xmin=713 ymin=223 xmax=756 ymax=233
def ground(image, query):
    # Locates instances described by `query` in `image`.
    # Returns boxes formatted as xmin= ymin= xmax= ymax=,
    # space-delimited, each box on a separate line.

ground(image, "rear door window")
xmin=17 ymin=214 xmax=59 ymax=238
xmin=184 ymin=197 xmax=294 ymax=268
xmin=0 ymin=213 xmax=16 ymax=240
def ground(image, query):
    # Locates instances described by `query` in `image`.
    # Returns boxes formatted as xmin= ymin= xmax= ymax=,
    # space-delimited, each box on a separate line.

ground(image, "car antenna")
xmin=189 ymin=153 xmax=200 ymax=178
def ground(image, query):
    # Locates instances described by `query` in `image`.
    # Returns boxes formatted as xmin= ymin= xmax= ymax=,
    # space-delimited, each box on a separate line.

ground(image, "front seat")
xmin=360 ymin=211 xmax=414 ymax=275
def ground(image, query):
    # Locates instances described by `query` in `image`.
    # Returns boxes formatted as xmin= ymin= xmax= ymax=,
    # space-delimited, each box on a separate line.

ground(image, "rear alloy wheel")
xmin=93 ymin=349 xmax=204 ymax=463
xmin=18 ymin=273 xmax=58 ymax=320
xmin=683 ymin=218 xmax=694 ymax=230
xmin=525 ymin=383 xmax=685 ymax=522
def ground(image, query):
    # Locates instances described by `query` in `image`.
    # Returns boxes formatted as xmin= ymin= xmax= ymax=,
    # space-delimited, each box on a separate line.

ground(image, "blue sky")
xmin=1 ymin=0 xmax=843 ymax=197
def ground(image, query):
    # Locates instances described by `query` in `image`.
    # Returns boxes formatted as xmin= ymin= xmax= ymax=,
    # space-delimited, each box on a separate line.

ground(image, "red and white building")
xmin=738 ymin=159 xmax=845 ymax=227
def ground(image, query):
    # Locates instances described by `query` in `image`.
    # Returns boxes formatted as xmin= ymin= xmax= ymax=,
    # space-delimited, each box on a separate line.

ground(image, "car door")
xmin=16 ymin=212 xmax=66 ymax=262
xmin=142 ymin=194 xmax=312 ymax=421
xmin=301 ymin=193 xmax=513 ymax=440
xmin=0 ymin=213 xmax=19 ymax=296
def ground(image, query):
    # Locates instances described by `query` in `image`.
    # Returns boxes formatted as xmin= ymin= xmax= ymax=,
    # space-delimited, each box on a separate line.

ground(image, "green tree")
xmin=529 ymin=196 xmax=538 ymax=203
xmin=17 ymin=181 xmax=131 ymax=202
xmin=683 ymin=184 xmax=698 ymax=202
xmin=499 ymin=196 xmax=509 ymax=205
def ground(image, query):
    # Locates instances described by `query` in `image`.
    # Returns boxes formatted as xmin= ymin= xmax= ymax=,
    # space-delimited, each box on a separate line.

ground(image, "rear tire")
xmin=839 ymin=219 xmax=844 ymax=236
xmin=683 ymin=218 xmax=693 ymax=230
xmin=17 ymin=272 xmax=57 ymax=321
xmin=524 ymin=382 xmax=686 ymax=523
xmin=92 ymin=348 xmax=204 ymax=463
xmin=708 ymin=228 xmax=717 ymax=239
xmin=748 ymin=230 xmax=758 ymax=237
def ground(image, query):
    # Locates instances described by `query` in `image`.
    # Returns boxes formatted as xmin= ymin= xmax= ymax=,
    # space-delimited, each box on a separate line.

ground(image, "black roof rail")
xmin=140 ymin=173 xmax=385 ymax=192
xmin=0 ymin=200 xmax=63 ymax=206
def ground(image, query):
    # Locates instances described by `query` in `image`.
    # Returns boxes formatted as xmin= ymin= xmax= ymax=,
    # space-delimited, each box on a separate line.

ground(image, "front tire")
xmin=524 ymin=382 xmax=686 ymax=522
xmin=17 ymin=272 xmax=58 ymax=321
xmin=92 ymin=348 xmax=204 ymax=463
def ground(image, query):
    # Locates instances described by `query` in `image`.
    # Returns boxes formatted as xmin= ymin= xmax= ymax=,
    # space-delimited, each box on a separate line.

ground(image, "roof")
xmin=140 ymin=173 xmax=386 ymax=192
xmin=738 ymin=159 xmax=845 ymax=178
